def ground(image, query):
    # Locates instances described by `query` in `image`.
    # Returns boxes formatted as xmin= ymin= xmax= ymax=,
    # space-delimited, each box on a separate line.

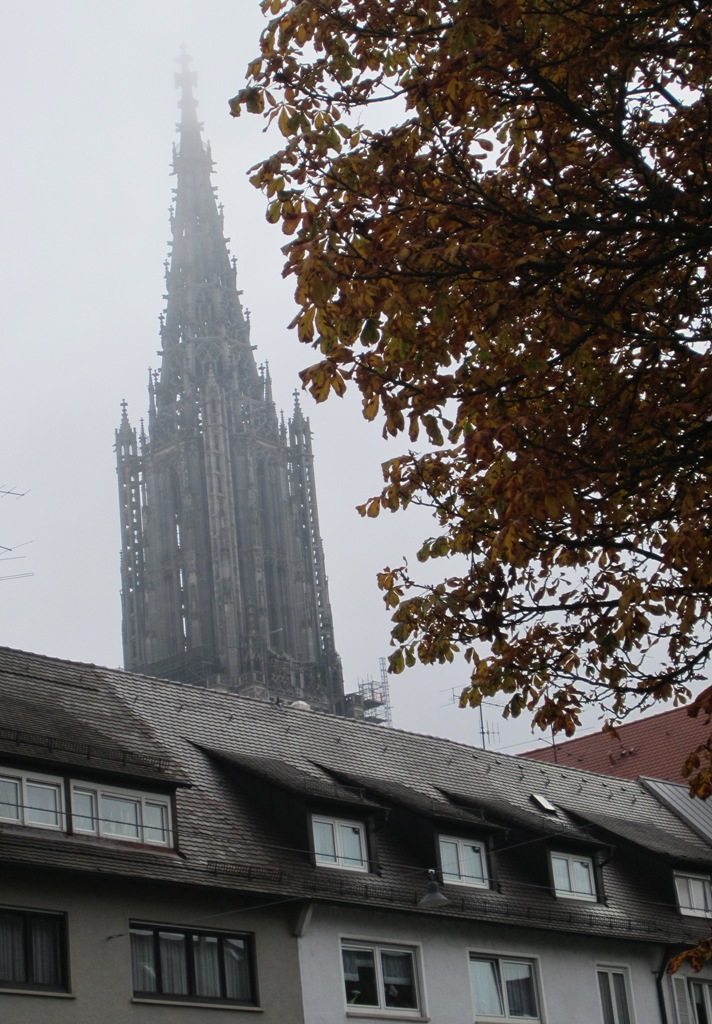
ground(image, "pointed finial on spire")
xmin=175 ymin=47 xmax=199 ymax=131
xmin=116 ymin=399 xmax=134 ymax=442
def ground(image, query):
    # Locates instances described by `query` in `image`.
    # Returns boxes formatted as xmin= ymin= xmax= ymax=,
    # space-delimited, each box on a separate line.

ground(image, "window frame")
xmin=129 ymin=922 xmax=258 ymax=1006
xmin=0 ymin=907 xmax=69 ymax=993
xmin=469 ymin=953 xmax=541 ymax=1022
xmin=438 ymin=834 xmax=489 ymax=889
xmin=70 ymin=780 xmax=173 ymax=847
xmin=341 ymin=939 xmax=422 ymax=1016
xmin=0 ymin=768 xmax=65 ymax=831
xmin=674 ymin=871 xmax=712 ymax=918
xmin=311 ymin=814 xmax=369 ymax=872
xmin=597 ymin=965 xmax=633 ymax=1024
xmin=688 ymin=976 xmax=712 ymax=1024
xmin=550 ymin=850 xmax=598 ymax=902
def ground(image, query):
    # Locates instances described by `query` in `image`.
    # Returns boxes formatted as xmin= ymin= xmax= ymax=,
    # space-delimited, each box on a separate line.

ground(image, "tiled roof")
xmin=0 ymin=645 xmax=710 ymax=948
xmin=0 ymin=647 xmax=186 ymax=783
xmin=520 ymin=704 xmax=710 ymax=783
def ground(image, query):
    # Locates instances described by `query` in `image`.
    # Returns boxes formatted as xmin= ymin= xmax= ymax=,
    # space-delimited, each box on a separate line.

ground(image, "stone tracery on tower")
xmin=116 ymin=55 xmax=345 ymax=715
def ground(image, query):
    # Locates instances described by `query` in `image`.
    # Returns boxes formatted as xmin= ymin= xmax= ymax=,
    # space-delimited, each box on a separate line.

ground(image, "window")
xmin=312 ymin=816 xmax=367 ymax=871
xmin=0 ymin=770 xmax=64 ymax=830
xmin=439 ymin=835 xmax=488 ymax=888
xmin=0 ymin=909 xmax=68 ymax=992
xmin=71 ymin=782 xmax=172 ymax=847
xmin=129 ymin=924 xmax=256 ymax=1005
xmin=675 ymin=872 xmax=712 ymax=918
xmin=597 ymin=968 xmax=631 ymax=1024
xmin=341 ymin=942 xmax=419 ymax=1014
xmin=469 ymin=956 xmax=539 ymax=1021
xmin=690 ymin=979 xmax=712 ymax=1024
xmin=0 ymin=765 xmax=173 ymax=848
xmin=550 ymin=851 xmax=596 ymax=901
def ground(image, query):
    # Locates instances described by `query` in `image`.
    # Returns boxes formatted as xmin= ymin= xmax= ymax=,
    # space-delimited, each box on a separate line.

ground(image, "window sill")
xmin=345 ymin=1012 xmax=429 ymax=1022
xmin=553 ymin=892 xmax=598 ymax=903
xmin=442 ymin=880 xmax=490 ymax=891
xmin=0 ymin=988 xmax=74 ymax=999
xmin=315 ymin=862 xmax=370 ymax=874
xmin=132 ymin=998 xmax=262 ymax=1012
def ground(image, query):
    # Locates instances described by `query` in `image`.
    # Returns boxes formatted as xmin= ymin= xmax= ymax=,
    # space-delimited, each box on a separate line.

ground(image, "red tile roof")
xmin=520 ymin=705 xmax=711 ymax=783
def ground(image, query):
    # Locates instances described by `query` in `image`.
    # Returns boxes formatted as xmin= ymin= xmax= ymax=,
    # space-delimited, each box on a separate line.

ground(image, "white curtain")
xmin=470 ymin=959 xmax=504 ymax=1016
xmin=130 ymin=929 xmax=157 ymax=993
xmin=159 ymin=931 xmax=188 ymax=995
xmin=102 ymin=795 xmax=140 ymax=839
xmin=193 ymin=935 xmax=221 ymax=998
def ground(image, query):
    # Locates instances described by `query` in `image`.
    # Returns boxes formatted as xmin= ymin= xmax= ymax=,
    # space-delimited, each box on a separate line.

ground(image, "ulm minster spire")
xmin=116 ymin=55 xmax=345 ymax=715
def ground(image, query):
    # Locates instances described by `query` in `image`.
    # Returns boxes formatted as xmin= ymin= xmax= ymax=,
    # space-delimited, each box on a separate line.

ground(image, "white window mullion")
xmin=312 ymin=815 xmax=367 ymax=872
xmin=341 ymin=942 xmax=419 ymax=1013
xmin=439 ymin=835 xmax=488 ymax=888
xmin=551 ymin=851 xmax=596 ymax=901
xmin=69 ymin=781 xmax=172 ymax=847
xmin=674 ymin=872 xmax=712 ymax=918
xmin=0 ymin=771 xmax=64 ymax=831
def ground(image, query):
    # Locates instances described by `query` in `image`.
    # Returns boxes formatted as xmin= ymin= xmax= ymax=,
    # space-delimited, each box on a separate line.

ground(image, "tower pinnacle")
xmin=116 ymin=64 xmax=345 ymax=714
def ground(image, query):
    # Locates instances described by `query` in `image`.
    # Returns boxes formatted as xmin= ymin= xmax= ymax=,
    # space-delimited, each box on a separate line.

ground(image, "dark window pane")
xmin=598 ymin=971 xmax=615 ymax=1024
xmin=0 ymin=912 xmax=65 ymax=991
xmin=29 ymin=915 xmax=61 ymax=986
xmin=502 ymin=960 xmax=537 ymax=1017
xmin=691 ymin=983 xmax=709 ymax=1024
xmin=224 ymin=937 xmax=252 ymax=1001
xmin=343 ymin=948 xmax=378 ymax=1006
xmin=131 ymin=927 xmax=255 ymax=1005
xmin=0 ymin=913 xmax=25 ymax=984
xmin=611 ymin=972 xmax=630 ymax=1024
xmin=382 ymin=950 xmax=417 ymax=1009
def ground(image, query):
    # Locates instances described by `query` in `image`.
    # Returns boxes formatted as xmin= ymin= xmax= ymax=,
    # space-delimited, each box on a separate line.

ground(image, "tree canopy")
xmin=231 ymin=0 xmax=712 ymax=789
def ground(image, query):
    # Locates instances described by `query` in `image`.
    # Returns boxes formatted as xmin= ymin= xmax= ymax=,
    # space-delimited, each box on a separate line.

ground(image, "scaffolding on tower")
xmin=356 ymin=657 xmax=393 ymax=727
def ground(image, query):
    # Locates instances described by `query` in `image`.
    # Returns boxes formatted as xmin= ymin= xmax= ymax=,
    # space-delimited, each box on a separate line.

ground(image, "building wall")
xmin=0 ymin=866 xmax=304 ymax=1024
xmin=298 ymin=903 xmax=689 ymax=1024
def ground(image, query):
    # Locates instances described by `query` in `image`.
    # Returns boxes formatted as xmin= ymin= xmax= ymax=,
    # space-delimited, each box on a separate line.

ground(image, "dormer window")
xmin=71 ymin=782 xmax=172 ymax=846
xmin=0 ymin=764 xmax=173 ymax=848
xmin=312 ymin=815 xmax=368 ymax=872
xmin=0 ymin=770 xmax=64 ymax=830
xmin=550 ymin=851 xmax=597 ymax=901
xmin=675 ymin=871 xmax=712 ymax=917
xmin=439 ymin=836 xmax=489 ymax=888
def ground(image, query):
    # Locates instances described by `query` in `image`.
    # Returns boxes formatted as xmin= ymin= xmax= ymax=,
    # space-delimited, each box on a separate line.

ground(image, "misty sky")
xmin=0 ymin=0 xmax=621 ymax=754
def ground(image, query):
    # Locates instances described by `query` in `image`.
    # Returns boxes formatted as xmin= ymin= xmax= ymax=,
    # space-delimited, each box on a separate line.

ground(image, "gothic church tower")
xmin=116 ymin=55 xmax=345 ymax=715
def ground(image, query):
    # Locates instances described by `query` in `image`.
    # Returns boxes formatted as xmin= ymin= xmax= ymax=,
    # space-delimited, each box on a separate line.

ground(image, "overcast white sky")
xmin=0 ymin=0 xmax=625 ymax=754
